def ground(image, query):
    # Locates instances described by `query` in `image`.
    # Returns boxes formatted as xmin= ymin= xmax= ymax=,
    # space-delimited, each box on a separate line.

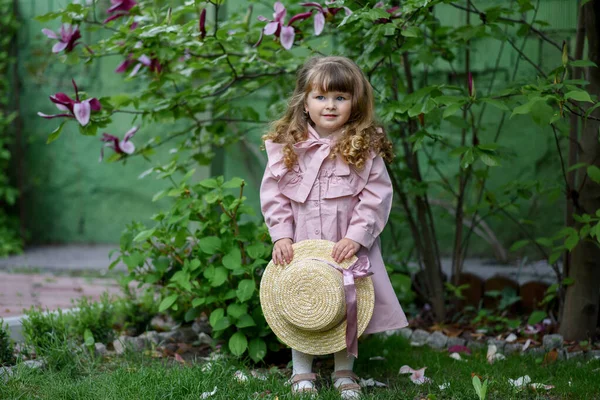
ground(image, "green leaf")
xmin=479 ymin=153 xmax=499 ymax=167
xmin=47 ymin=122 xmax=66 ymax=144
xmin=209 ymin=308 xmax=225 ymax=327
xmin=133 ymin=229 xmax=155 ymax=242
xmin=211 ymin=267 xmax=228 ymax=287
xmin=481 ymin=97 xmax=509 ymax=111
xmin=192 ymin=297 xmax=205 ymax=308
xmin=152 ymin=190 xmax=167 ymax=202
xmin=443 ymin=103 xmax=462 ymax=118
xmin=236 ymin=314 xmax=257 ymax=328
xmin=401 ymin=26 xmax=420 ymax=38
xmin=198 ymin=236 xmax=222 ymax=254
xmin=247 ymin=243 xmax=267 ymax=259
xmin=528 ymin=310 xmax=547 ymax=325
xmin=199 ymin=178 xmax=220 ymax=188
xmin=227 ymin=303 xmax=248 ymax=319
xmin=223 ymin=177 xmax=244 ymax=188
xmin=248 ymin=338 xmax=267 ymax=362
xmin=236 ymin=279 xmax=255 ymax=302
xmin=549 ymin=251 xmax=562 ymax=264
xmin=587 ymin=166 xmax=600 ymax=184
xmin=83 ymin=329 xmax=95 ymax=347
xmin=570 ymin=59 xmax=597 ymax=68
xmin=223 ymin=248 xmax=242 ymax=270
xmin=565 ymin=90 xmax=593 ymax=103
xmin=159 ymin=294 xmax=178 ymax=312
xmin=565 ymin=233 xmax=579 ymax=251
xmin=509 ymin=239 xmax=529 ymax=251
xmin=212 ymin=316 xmax=232 ymax=331
xmin=229 ymin=332 xmax=248 ymax=356
xmin=567 ymin=162 xmax=588 ymax=172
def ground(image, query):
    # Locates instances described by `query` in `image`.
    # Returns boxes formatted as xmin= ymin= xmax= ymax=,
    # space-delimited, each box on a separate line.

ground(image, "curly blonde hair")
xmin=262 ymin=56 xmax=394 ymax=170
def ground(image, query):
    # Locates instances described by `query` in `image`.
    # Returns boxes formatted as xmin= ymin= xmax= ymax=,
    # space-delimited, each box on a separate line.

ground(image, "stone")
xmin=557 ymin=349 xmax=568 ymax=361
xmin=587 ymin=350 xmax=600 ymax=360
xmin=22 ymin=359 xmax=45 ymax=369
xmin=138 ymin=331 xmax=160 ymax=345
xmin=157 ymin=330 xmax=179 ymax=343
xmin=447 ymin=337 xmax=466 ymax=348
xmin=398 ymin=328 xmax=413 ymax=340
xmin=173 ymin=326 xmax=198 ymax=343
xmin=410 ymin=329 xmax=430 ymax=346
xmin=566 ymin=350 xmax=584 ymax=360
xmin=426 ymin=331 xmax=448 ymax=350
xmin=543 ymin=334 xmax=563 ymax=351
xmin=525 ymin=347 xmax=546 ymax=358
xmin=197 ymin=332 xmax=213 ymax=346
xmin=94 ymin=343 xmax=108 ymax=357
xmin=113 ymin=335 xmax=146 ymax=355
xmin=487 ymin=339 xmax=506 ymax=352
xmin=0 ymin=366 xmax=13 ymax=382
xmin=504 ymin=343 xmax=522 ymax=355
xmin=467 ymin=341 xmax=485 ymax=351
xmin=192 ymin=318 xmax=211 ymax=335
xmin=150 ymin=315 xmax=176 ymax=332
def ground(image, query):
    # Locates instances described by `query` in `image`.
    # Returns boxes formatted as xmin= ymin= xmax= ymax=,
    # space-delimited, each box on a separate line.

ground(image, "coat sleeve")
xmin=344 ymin=156 xmax=393 ymax=249
xmin=260 ymin=163 xmax=295 ymax=243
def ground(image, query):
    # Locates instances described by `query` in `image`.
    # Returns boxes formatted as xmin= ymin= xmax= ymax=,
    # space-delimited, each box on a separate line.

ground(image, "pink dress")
xmin=260 ymin=125 xmax=408 ymax=334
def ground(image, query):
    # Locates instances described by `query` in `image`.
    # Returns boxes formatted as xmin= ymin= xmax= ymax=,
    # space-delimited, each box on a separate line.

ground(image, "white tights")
xmin=291 ymin=349 xmax=356 ymax=390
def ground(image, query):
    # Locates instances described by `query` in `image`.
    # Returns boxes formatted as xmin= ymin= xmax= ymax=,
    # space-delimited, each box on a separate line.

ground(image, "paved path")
xmin=0 ymin=245 xmax=560 ymax=319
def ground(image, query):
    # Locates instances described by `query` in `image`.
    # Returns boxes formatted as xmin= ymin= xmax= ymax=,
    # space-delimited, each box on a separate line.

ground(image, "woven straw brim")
xmin=260 ymin=240 xmax=374 ymax=355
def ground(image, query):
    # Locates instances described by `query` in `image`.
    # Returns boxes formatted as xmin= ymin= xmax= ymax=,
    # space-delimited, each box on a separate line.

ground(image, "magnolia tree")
xmin=34 ymin=0 xmax=600 ymax=356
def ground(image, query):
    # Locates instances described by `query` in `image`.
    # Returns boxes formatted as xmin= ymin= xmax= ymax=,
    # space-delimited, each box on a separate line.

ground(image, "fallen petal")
xmin=200 ymin=386 xmax=217 ymax=399
xmin=359 ymin=378 xmax=387 ymax=388
xmin=439 ymin=382 xmax=450 ymax=390
xmin=522 ymin=339 xmax=532 ymax=352
xmin=410 ymin=341 xmax=424 ymax=347
xmin=508 ymin=375 xmax=532 ymax=389
xmin=530 ymin=383 xmax=554 ymax=390
xmin=506 ymin=333 xmax=517 ymax=343
xmin=369 ymin=356 xmax=385 ymax=361
xmin=234 ymin=370 xmax=248 ymax=382
xmin=448 ymin=345 xmax=471 ymax=355
xmin=449 ymin=352 xmax=464 ymax=361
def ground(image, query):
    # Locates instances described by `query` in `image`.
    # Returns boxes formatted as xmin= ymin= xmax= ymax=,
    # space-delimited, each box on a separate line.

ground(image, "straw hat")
xmin=260 ymin=239 xmax=374 ymax=356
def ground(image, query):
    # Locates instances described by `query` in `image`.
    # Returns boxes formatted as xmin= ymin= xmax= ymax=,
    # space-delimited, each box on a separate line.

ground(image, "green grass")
xmin=1 ymin=335 xmax=598 ymax=399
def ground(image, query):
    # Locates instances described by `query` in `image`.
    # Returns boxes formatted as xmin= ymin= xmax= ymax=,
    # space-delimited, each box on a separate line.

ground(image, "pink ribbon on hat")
xmin=309 ymin=255 xmax=373 ymax=357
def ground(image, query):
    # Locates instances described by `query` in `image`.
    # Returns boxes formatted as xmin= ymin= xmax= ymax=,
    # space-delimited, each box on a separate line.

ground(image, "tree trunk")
xmin=559 ymin=1 xmax=600 ymax=341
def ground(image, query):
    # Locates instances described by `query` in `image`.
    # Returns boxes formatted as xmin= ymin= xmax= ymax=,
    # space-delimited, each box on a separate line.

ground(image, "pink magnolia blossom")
xmin=255 ymin=2 xmax=305 ymax=50
xmin=104 ymin=0 xmax=137 ymax=24
xmin=100 ymin=126 xmax=138 ymax=161
xmin=373 ymin=2 xmax=402 ymax=24
xmin=300 ymin=1 xmax=352 ymax=35
xmin=37 ymin=79 xmax=101 ymax=126
xmin=116 ymin=54 xmax=162 ymax=76
xmin=399 ymin=365 xmax=432 ymax=385
xmin=199 ymin=8 xmax=207 ymax=39
xmin=42 ymin=24 xmax=82 ymax=53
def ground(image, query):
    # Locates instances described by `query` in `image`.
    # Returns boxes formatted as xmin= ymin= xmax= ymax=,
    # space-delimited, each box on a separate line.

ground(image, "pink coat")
xmin=260 ymin=125 xmax=408 ymax=334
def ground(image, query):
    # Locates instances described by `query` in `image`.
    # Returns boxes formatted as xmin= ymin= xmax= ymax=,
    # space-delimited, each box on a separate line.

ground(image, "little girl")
xmin=260 ymin=56 xmax=408 ymax=398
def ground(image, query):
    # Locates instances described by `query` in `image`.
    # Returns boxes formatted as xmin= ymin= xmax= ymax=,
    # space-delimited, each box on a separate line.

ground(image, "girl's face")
xmin=304 ymin=89 xmax=352 ymax=137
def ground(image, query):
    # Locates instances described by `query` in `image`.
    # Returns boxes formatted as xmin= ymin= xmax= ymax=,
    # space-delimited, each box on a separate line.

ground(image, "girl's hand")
xmin=272 ymin=238 xmax=294 ymax=266
xmin=332 ymin=238 xmax=361 ymax=263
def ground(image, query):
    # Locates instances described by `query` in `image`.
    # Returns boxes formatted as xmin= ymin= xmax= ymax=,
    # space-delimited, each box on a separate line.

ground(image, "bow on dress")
xmin=311 ymin=255 xmax=372 ymax=358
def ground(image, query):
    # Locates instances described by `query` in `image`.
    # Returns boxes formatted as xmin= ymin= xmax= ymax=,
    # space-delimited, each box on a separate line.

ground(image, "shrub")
xmin=0 ymin=319 xmax=15 ymax=366
xmin=112 ymin=176 xmax=278 ymax=362
xmin=69 ymin=294 xmax=116 ymax=345
xmin=21 ymin=307 xmax=82 ymax=371
xmin=113 ymin=286 xmax=159 ymax=336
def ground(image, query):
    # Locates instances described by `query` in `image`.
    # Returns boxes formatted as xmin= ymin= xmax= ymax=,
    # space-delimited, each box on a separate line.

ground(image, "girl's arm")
xmin=260 ymin=165 xmax=295 ymax=243
xmin=345 ymin=156 xmax=393 ymax=250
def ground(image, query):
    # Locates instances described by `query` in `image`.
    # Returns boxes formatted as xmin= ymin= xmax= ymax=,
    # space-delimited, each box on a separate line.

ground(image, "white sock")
xmin=292 ymin=349 xmax=314 ymax=390
xmin=333 ymin=349 xmax=356 ymax=390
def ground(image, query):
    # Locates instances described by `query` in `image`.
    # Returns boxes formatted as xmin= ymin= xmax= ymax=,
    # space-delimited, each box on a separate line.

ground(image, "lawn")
xmin=1 ymin=334 xmax=598 ymax=399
